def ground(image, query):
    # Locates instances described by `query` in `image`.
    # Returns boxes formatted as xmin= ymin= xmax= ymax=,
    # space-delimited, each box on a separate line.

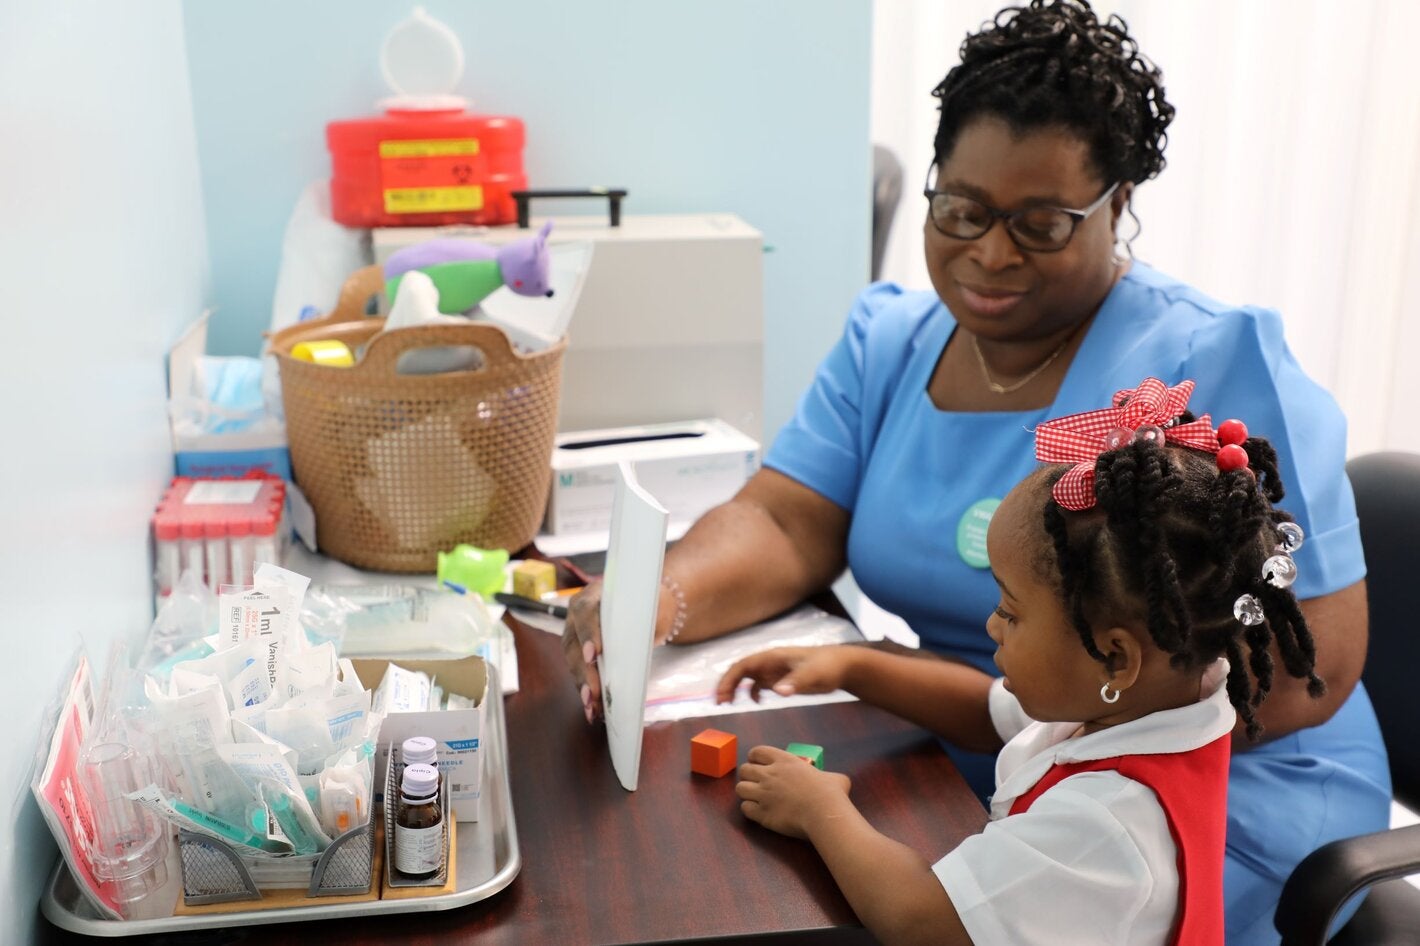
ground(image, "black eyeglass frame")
xmin=922 ymin=173 xmax=1121 ymax=253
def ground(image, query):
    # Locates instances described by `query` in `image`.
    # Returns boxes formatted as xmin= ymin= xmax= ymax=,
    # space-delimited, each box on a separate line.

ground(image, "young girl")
xmin=715 ymin=378 xmax=1324 ymax=946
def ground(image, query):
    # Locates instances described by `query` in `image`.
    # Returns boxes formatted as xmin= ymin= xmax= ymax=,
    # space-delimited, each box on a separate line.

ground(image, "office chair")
xmin=871 ymin=145 xmax=903 ymax=282
xmin=1274 ymin=451 xmax=1420 ymax=945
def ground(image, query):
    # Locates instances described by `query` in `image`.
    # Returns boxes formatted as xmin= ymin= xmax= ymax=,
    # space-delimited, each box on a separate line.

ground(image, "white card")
xmin=599 ymin=461 xmax=669 ymax=791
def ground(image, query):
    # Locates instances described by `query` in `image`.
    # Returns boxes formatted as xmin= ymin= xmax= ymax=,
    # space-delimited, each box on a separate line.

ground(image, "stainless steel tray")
xmin=40 ymin=664 xmax=520 ymax=937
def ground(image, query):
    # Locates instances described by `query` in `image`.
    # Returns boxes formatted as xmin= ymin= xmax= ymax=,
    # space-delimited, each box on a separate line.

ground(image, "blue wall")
xmin=184 ymin=0 xmax=872 ymax=440
xmin=0 ymin=2 xmax=209 ymax=942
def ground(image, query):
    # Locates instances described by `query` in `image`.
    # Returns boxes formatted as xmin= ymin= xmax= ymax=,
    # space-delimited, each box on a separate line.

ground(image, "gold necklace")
xmin=971 ymin=334 xmax=1069 ymax=395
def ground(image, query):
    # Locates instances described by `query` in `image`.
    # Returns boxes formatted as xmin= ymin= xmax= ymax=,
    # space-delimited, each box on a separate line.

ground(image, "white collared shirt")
xmin=933 ymin=661 xmax=1236 ymax=946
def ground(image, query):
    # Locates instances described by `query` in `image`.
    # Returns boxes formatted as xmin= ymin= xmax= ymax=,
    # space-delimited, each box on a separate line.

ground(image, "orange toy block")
xmin=690 ymin=728 xmax=738 ymax=778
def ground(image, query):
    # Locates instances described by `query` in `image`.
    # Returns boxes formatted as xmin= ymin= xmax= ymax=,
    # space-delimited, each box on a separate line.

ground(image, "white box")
xmin=545 ymin=418 xmax=760 ymax=541
xmin=373 ymin=214 xmax=765 ymax=441
xmin=356 ymin=656 xmax=487 ymax=822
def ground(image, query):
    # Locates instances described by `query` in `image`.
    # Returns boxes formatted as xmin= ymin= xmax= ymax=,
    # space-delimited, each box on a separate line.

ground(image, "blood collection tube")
xmin=180 ymin=519 xmax=205 ymax=585
xmin=154 ymin=514 xmax=181 ymax=597
xmin=228 ymin=516 xmax=252 ymax=587
xmin=204 ymin=513 xmax=230 ymax=591
xmin=252 ymin=509 xmax=279 ymax=569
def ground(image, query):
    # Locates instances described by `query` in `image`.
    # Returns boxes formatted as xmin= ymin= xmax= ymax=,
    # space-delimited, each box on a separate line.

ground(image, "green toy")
xmin=437 ymin=544 xmax=509 ymax=598
xmin=785 ymin=742 xmax=824 ymax=770
xmin=383 ymin=221 xmax=555 ymax=314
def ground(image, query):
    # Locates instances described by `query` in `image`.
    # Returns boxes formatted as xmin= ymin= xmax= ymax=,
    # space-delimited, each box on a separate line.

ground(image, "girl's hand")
xmin=735 ymin=745 xmax=853 ymax=841
xmin=715 ymin=645 xmax=855 ymax=704
xmin=561 ymin=579 xmax=606 ymax=723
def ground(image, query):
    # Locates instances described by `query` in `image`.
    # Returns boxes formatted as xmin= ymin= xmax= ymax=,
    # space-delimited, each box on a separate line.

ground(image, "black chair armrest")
xmin=1276 ymin=822 xmax=1420 ymax=945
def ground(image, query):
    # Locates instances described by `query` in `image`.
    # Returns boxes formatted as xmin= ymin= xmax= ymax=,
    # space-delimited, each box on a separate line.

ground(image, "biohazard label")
xmin=380 ymin=138 xmax=484 ymax=214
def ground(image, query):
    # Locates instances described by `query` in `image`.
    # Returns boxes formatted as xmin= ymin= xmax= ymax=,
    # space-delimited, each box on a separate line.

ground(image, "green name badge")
xmin=956 ymin=498 xmax=1001 ymax=569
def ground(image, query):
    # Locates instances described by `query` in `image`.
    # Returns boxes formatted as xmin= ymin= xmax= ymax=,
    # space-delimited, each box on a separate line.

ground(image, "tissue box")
xmin=169 ymin=313 xmax=291 ymax=480
xmin=544 ymin=419 xmax=760 ymax=539
xmin=355 ymin=656 xmax=487 ymax=822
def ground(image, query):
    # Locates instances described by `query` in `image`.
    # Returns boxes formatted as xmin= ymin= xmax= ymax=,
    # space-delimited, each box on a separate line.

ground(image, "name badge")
xmin=955 ymin=498 xmax=1001 ymax=569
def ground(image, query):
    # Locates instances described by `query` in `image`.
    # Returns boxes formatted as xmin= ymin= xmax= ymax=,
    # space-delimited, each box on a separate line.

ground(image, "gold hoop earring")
xmin=1100 ymin=682 xmax=1121 ymax=704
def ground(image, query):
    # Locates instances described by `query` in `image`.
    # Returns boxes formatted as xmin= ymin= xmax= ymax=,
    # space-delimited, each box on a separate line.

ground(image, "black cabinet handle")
xmin=511 ymin=188 xmax=628 ymax=228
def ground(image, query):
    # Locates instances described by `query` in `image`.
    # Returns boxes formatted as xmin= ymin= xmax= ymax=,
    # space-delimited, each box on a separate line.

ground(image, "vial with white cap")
xmin=401 ymin=735 xmax=441 ymax=792
xmin=394 ymin=763 xmax=443 ymax=879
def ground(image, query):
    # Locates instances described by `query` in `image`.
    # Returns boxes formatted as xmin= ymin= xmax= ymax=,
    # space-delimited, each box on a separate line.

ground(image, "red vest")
xmin=1008 ymin=734 xmax=1231 ymax=946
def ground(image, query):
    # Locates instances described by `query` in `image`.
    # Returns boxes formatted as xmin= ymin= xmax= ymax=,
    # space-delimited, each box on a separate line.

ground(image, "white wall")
xmin=0 ymin=2 xmax=209 ymax=941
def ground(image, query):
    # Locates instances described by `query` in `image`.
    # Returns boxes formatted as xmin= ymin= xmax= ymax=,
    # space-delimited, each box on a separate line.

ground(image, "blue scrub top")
xmin=768 ymin=262 xmax=1365 ymax=670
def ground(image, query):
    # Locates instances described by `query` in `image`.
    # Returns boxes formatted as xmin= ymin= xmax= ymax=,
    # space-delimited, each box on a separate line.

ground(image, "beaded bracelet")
xmin=659 ymin=573 xmax=688 ymax=644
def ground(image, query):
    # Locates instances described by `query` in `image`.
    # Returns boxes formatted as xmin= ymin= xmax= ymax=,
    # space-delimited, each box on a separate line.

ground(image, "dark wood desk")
xmin=54 ymin=618 xmax=987 ymax=945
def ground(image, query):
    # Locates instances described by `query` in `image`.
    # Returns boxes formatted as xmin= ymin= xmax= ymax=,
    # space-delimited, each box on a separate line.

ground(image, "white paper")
xmin=599 ymin=462 xmax=668 ymax=791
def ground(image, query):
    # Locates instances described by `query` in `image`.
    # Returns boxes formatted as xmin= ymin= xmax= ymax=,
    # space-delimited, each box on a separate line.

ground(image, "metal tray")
xmin=40 ymin=664 xmax=520 ymax=937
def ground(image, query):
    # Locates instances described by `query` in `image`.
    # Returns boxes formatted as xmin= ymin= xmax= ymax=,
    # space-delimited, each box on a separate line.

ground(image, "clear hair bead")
xmin=1135 ymin=424 xmax=1165 ymax=444
xmin=1262 ymin=553 xmax=1298 ymax=589
xmin=1104 ymin=427 xmax=1133 ymax=450
xmin=1233 ymin=594 xmax=1265 ymax=626
xmin=1277 ymin=521 xmax=1305 ymax=553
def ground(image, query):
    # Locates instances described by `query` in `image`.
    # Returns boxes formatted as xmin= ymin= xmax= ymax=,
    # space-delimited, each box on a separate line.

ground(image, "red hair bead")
xmin=1218 ymin=419 xmax=1249 ymax=446
xmin=1217 ymin=443 xmax=1250 ymax=472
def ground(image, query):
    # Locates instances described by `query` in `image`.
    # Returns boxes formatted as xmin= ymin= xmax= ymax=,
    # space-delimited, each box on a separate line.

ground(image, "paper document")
xmin=477 ymin=241 xmax=594 ymax=351
xmin=599 ymin=461 xmax=668 ymax=791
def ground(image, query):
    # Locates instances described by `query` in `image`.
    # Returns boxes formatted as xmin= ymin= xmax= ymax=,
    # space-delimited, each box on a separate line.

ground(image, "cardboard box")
xmin=544 ymin=418 xmax=760 ymax=540
xmin=354 ymin=656 xmax=487 ymax=822
xmin=168 ymin=312 xmax=291 ymax=480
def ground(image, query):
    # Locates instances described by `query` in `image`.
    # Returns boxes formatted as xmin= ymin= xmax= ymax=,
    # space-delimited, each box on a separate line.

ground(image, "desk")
xmin=48 ymin=617 xmax=987 ymax=945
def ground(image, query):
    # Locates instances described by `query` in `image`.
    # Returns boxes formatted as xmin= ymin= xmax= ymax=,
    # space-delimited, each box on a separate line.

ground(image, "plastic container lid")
xmin=379 ymin=6 xmax=467 ymax=112
xmin=228 ymin=517 xmax=251 ymax=538
xmin=180 ymin=520 xmax=204 ymax=540
xmin=403 ymin=736 xmax=438 ymax=766
xmin=401 ymin=763 xmax=439 ymax=802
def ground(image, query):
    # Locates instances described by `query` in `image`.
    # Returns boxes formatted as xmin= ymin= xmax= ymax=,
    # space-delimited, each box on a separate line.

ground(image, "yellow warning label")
xmin=383 ymin=186 xmax=485 ymax=214
xmin=378 ymin=138 xmax=481 ymax=159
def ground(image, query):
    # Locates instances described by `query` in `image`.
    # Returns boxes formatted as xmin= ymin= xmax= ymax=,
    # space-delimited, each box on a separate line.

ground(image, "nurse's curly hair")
xmin=932 ymin=0 xmax=1174 ymax=185
xmin=1037 ymin=435 xmax=1324 ymax=740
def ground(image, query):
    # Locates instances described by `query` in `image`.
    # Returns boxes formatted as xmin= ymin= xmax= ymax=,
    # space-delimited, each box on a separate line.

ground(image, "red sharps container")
xmin=326 ymin=7 xmax=526 ymax=228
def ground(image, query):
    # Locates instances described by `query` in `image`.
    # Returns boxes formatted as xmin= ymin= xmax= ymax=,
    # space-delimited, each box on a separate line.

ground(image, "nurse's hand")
xmin=715 ymin=645 xmax=854 ymax=705
xmin=736 ymin=745 xmax=853 ymax=841
xmin=562 ymin=579 xmax=606 ymax=723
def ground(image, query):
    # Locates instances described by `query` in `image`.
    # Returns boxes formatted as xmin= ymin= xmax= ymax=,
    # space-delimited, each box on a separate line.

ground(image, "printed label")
xmin=379 ymin=138 xmax=484 ymax=215
xmin=378 ymin=138 xmax=480 ymax=159
xmin=185 ymin=480 xmax=262 ymax=504
xmin=395 ymin=821 xmax=443 ymax=874
xmin=383 ymin=186 xmax=484 ymax=214
xmin=955 ymin=498 xmax=1001 ymax=569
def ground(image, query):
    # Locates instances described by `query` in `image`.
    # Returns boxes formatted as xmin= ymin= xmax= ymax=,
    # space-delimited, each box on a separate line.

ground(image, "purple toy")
xmin=384 ymin=220 xmax=554 ymax=313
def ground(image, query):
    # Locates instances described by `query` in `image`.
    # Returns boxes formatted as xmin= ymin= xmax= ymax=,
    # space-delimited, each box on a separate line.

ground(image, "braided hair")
xmin=1040 ymin=433 xmax=1324 ymax=740
xmin=932 ymin=0 xmax=1174 ymax=186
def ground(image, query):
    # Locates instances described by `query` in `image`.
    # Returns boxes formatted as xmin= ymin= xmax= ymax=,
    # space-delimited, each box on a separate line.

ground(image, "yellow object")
xmin=291 ymin=339 xmax=355 ymax=367
xmin=511 ymin=559 xmax=557 ymax=600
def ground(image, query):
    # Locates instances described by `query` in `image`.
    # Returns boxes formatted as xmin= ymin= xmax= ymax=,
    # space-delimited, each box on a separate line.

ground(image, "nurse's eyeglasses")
xmin=923 ymin=173 xmax=1120 ymax=254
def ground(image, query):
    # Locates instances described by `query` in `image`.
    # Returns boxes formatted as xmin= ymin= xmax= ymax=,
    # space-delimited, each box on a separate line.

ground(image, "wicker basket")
xmin=269 ymin=265 xmax=565 ymax=572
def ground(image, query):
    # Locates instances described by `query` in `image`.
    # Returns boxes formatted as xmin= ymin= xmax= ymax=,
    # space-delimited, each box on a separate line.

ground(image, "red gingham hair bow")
xmin=1034 ymin=378 xmax=1222 ymax=510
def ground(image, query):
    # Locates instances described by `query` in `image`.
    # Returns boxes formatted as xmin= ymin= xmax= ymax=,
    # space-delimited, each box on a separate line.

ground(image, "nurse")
xmin=563 ymin=1 xmax=1390 ymax=942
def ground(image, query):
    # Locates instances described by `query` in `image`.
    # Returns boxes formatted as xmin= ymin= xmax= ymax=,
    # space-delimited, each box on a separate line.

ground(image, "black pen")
xmin=493 ymin=591 xmax=569 ymax=619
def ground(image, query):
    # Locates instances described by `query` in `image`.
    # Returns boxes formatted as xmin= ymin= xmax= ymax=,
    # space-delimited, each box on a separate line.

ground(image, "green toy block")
xmin=785 ymin=742 xmax=824 ymax=769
